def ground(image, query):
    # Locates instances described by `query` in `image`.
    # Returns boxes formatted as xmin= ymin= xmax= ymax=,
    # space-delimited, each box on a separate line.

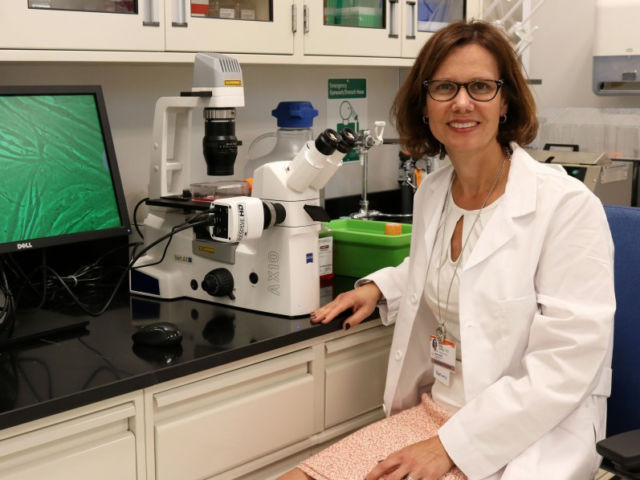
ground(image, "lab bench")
xmin=0 ymin=277 xmax=392 ymax=480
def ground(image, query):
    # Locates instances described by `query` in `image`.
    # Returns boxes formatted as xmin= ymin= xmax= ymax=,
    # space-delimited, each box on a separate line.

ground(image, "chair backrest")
xmin=603 ymin=204 xmax=640 ymax=437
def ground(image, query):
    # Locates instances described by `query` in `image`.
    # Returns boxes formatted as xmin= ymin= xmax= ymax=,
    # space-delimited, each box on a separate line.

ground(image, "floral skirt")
xmin=298 ymin=394 xmax=467 ymax=480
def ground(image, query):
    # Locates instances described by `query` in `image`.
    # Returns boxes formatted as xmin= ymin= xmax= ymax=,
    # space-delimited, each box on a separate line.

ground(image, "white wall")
xmin=4 ymin=0 xmax=640 ymax=225
xmin=0 ymin=62 xmax=401 ymax=223
xmin=528 ymin=0 xmax=640 ymax=108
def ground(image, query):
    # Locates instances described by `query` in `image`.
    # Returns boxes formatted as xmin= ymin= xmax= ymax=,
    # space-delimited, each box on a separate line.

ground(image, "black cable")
xmin=10 ymin=241 xmax=142 ymax=313
xmin=133 ymin=197 xmax=150 ymax=240
xmin=36 ymin=250 xmax=48 ymax=309
xmin=130 ymin=229 xmax=176 ymax=271
xmin=130 ymin=211 xmax=208 ymax=271
xmin=3 ymin=215 xmax=209 ymax=319
xmin=0 ymin=259 xmax=16 ymax=338
xmin=80 ymin=241 xmax=140 ymax=273
xmin=4 ymin=255 xmax=43 ymax=304
xmin=38 ymin=217 xmax=211 ymax=317
xmin=129 ymin=241 xmax=142 ymax=260
xmin=81 ymin=365 xmax=121 ymax=389
xmin=77 ymin=338 xmax=131 ymax=389
xmin=16 ymin=357 xmax=53 ymax=402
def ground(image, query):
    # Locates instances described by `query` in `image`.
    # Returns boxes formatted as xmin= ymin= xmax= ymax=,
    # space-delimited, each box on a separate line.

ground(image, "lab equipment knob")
xmin=202 ymin=268 xmax=235 ymax=299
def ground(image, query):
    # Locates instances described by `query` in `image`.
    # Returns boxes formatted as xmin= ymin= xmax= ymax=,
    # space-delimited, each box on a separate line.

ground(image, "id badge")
xmin=429 ymin=335 xmax=456 ymax=371
xmin=434 ymin=364 xmax=451 ymax=386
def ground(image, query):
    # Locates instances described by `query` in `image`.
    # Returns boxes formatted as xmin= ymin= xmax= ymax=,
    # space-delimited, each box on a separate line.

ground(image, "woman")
xmin=280 ymin=20 xmax=615 ymax=480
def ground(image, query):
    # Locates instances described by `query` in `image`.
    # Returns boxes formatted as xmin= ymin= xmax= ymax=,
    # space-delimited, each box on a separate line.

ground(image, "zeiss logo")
xmin=17 ymin=242 xmax=33 ymax=250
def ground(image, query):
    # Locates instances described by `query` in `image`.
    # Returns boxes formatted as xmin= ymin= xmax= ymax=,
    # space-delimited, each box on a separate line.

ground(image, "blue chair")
xmin=596 ymin=205 xmax=640 ymax=479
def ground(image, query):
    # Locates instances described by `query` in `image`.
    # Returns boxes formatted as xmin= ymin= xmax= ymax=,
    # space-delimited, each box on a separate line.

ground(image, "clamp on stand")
xmin=350 ymin=121 xmax=386 ymax=219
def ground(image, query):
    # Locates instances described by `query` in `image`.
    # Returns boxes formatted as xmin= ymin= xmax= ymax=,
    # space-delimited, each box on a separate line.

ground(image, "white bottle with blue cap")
xmin=243 ymin=101 xmax=318 ymax=178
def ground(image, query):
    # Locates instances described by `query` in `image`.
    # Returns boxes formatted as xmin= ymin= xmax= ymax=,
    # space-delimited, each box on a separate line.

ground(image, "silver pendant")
xmin=436 ymin=324 xmax=446 ymax=343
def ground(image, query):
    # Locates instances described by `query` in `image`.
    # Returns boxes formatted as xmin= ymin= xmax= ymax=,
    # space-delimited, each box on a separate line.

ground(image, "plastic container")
xmin=326 ymin=219 xmax=412 ymax=278
xmin=243 ymin=101 xmax=318 ymax=178
xmin=190 ymin=180 xmax=250 ymax=203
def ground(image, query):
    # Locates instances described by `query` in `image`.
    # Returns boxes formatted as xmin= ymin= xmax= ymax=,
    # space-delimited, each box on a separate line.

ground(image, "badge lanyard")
xmin=429 ymin=156 xmax=508 ymax=344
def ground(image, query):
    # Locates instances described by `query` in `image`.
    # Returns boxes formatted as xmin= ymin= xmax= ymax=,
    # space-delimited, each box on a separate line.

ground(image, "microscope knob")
xmin=202 ymin=268 xmax=235 ymax=299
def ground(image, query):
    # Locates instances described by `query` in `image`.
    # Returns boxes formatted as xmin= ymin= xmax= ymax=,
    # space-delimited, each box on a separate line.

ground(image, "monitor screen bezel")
xmin=0 ymin=84 xmax=131 ymax=255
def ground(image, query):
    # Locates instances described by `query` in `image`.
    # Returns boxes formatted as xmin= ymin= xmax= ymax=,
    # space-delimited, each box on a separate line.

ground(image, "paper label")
xmin=434 ymin=364 xmax=451 ymax=386
xmin=318 ymin=236 xmax=333 ymax=276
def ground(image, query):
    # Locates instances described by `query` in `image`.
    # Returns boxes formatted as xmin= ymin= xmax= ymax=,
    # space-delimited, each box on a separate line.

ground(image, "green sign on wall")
xmin=328 ymin=78 xmax=367 ymax=162
xmin=328 ymin=79 xmax=367 ymax=99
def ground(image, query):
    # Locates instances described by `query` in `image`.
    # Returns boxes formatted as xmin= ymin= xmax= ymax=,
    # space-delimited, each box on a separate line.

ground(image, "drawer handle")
xmin=0 ymin=403 xmax=136 ymax=457
xmin=325 ymin=326 xmax=392 ymax=354
xmin=155 ymin=348 xmax=314 ymax=407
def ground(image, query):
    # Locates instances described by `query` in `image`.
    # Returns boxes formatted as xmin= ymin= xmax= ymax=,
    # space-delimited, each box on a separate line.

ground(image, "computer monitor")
xmin=0 ymin=85 xmax=130 ymax=254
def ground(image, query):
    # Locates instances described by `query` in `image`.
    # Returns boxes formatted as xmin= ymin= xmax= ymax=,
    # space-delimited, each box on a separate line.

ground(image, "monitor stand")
xmin=0 ymin=311 xmax=89 ymax=350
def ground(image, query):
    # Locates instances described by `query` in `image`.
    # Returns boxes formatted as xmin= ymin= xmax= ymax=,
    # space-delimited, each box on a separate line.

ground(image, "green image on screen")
xmin=0 ymin=94 xmax=122 ymax=244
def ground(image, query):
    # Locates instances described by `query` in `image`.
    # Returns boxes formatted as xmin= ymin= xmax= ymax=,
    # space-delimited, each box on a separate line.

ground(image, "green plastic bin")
xmin=326 ymin=219 xmax=412 ymax=278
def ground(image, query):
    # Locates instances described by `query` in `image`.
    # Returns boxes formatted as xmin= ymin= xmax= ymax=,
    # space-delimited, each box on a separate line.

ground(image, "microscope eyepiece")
xmin=337 ymin=127 xmax=357 ymax=154
xmin=314 ymin=128 xmax=340 ymax=156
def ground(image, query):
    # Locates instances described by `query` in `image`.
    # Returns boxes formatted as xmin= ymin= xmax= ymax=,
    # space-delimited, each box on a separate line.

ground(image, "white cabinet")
xmin=400 ymin=0 xmax=483 ymax=58
xmin=325 ymin=325 xmax=392 ymax=428
xmin=0 ymin=1 xmax=165 ymax=51
xmin=149 ymin=348 xmax=317 ymax=480
xmin=0 ymin=0 xmax=484 ymax=64
xmin=143 ymin=321 xmax=392 ymax=480
xmin=303 ymin=0 xmax=402 ymax=58
xmin=0 ymin=322 xmax=391 ymax=480
xmin=303 ymin=0 xmax=483 ymax=59
xmin=165 ymin=0 xmax=295 ymax=54
xmin=0 ymin=393 xmax=145 ymax=480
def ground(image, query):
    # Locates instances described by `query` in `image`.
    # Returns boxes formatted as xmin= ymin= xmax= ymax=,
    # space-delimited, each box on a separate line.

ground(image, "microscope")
xmin=131 ymin=53 xmax=357 ymax=317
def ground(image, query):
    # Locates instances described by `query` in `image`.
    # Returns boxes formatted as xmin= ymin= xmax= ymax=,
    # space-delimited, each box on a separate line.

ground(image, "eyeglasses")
xmin=423 ymin=79 xmax=504 ymax=102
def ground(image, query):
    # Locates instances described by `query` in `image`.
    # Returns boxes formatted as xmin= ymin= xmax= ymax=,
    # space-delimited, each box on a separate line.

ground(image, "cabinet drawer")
xmin=154 ymin=349 xmax=316 ymax=480
xmin=1 ymin=434 xmax=136 ymax=480
xmin=325 ymin=326 xmax=393 ymax=428
xmin=0 ymin=402 xmax=138 ymax=480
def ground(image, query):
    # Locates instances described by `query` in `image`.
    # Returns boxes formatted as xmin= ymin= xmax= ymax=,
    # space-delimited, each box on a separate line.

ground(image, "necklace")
xmin=433 ymin=155 xmax=508 ymax=342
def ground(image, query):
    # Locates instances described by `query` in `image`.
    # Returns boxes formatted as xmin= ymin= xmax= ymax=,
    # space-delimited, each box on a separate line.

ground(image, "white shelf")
xmin=0 ymin=49 xmax=414 ymax=67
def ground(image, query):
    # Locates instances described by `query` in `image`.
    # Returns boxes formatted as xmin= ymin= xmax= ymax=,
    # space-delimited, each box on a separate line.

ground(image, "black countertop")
xmin=0 ymin=276 xmax=364 ymax=430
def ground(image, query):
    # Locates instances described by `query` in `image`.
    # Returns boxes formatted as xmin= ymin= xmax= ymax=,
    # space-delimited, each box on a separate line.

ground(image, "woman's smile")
xmin=447 ymin=120 xmax=480 ymax=131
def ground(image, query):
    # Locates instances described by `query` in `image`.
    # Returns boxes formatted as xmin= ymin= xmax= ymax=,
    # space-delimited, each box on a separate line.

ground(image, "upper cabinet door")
xmin=0 ymin=1 xmax=165 ymax=51
xmin=164 ymin=0 xmax=294 ymax=54
xmin=401 ymin=0 xmax=483 ymax=58
xmin=304 ymin=0 xmax=402 ymax=58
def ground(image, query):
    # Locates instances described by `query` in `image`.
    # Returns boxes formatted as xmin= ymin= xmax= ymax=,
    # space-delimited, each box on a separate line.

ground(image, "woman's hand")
xmin=310 ymin=282 xmax=382 ymax=330
xmin=365 ymin=436 xmax=454 ymax=480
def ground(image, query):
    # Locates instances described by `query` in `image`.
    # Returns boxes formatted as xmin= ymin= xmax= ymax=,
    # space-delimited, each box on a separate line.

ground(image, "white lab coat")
xmin=365 ymin=144 xmax=615 ymax=480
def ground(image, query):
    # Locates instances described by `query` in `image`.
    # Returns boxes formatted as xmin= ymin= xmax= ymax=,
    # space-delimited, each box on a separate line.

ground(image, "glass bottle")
xmin=243 ymin=101 xmax=318 ymax=178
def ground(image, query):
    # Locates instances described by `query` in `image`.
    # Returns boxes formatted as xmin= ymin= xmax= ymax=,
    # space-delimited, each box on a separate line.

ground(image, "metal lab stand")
xmin=350 ymin=122 xmax=386 ymax=219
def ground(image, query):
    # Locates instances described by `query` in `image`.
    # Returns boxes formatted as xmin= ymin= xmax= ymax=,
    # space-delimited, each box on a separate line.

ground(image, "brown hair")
xmin=392 ymin=20 xmax=538 ymax=158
